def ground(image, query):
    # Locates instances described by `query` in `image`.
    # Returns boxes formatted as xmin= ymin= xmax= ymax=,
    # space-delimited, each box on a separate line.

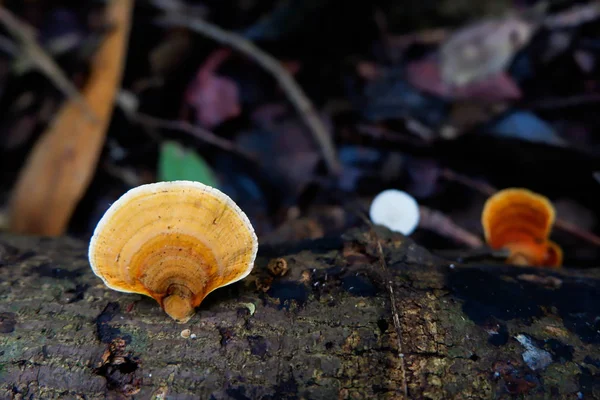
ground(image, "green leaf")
xmin=158 ymin=140 xmax=218 ymax=188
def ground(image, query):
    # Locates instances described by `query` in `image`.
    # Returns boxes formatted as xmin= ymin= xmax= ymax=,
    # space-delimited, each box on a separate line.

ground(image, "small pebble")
xmin=190 ymin=333 xmax=197 ymax=339
xmin=181 ymin=329 xmax=191 ymax=339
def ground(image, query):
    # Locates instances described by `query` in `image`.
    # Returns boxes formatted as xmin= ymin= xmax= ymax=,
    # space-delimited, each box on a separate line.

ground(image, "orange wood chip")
xmin=9 ymin=0 xmax=134 ymax=235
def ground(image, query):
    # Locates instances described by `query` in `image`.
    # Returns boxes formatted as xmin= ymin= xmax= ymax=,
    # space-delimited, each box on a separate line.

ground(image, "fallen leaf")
xmin=444 ymin=100 xmax=508 ymax=138
xmin=407 ymin=59 xmax=522 ymax=101
xmin=489 ymin=111 xmax=565 ymax=146
xmin=337 ymin=145 xmax=384 ymax=192
xmin=250 ymin=103 xmax=288 ymax=127
xmin=360 ymin=68 xmax=447 ymax=126
xmin=543 ymin=2 xmax=600 ymax=29
xmin=405 ymin=157 xmax=440 ymax=199
xmin=356 ymin=61 xmax=382 ymax=81
xmin=158 ymin=141 xmax=218 ymax=188
xmin=8 ymin=0 xmax=133 ymax=235
xmin=440 ymin=17 xmax=534 ymax=86
xmin=184 ymin=48 xmax=241 ymax=128
xmin=574 ymin=50 xmax=595 ymax=73
xmin=237 ymin=123 xmax=320 ymax=196
xmin=542 ymin=32 xmax=572 ymax=62
xmin=149 ymin=29 xmax=192 ymax=77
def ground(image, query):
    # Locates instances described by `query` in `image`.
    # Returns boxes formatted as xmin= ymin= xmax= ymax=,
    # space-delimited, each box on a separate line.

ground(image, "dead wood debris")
xmin=8 ymin=0 xmax=133 ymax=236
xmin=419 ymin=205 xmax=484 ymax=248
xmin=95 ymin=338 xmax=142 ymax=397
xmin=123 ymin=107 xmax=257 ymax=162
xmin=0 ymin=6 xmax=96 ymax=121
xmin=154 ymin=7 xmax=341 ymax=175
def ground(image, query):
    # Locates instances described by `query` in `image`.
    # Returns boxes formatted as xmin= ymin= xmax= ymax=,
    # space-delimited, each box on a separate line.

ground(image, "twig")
xmin=350 ymin=207 xmax=408 ymax=398
xmin=441 ymin=168 xmax=600 ymax=247
xmin=0 ymin=6 xmax=97 ymax=122
xmin=385 ymin=27 xmax=449 ymax=48
xmin=553 ymin=219 xmax=600 ymax=247
xmin=369 ymin=227 xmax=409 ymax=398
xmin=542 ymin=2 xmax=600 ymax=29
xmin=103 ymin=161 xmax=147 ymax=187
xmin=155 ymin=12 xmax=341 ymax=175
xmin=440 ymin=168 xmax=495 ymax=196
xmin=525 ymin=93 xmax=600 ymax=111
xmin=356 ymin=124 xmax=429 ymax=147
xmin=127 ymin=111 xmax=257 ymax=162
xmin=419 ymin=205 xmax=484 ymax=248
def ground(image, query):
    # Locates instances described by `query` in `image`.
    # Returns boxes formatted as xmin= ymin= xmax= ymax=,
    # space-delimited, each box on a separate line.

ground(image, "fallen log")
xmin=0 ymin=227 xmax=598 ymax=399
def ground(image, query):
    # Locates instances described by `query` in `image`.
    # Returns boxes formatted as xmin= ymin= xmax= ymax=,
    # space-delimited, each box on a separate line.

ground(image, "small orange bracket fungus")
xmin=481 ymin=188 xmax=562 ymax=267
xmin=88 ymin=181 xmax=258 ymax=323
xmin=369 ymin=189 xmax=420 ymax=235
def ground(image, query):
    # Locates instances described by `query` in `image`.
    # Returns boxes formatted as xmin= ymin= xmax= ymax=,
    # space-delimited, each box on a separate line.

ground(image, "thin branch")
xmin=128 ymin=111 xmax=258 ymax=162
xmin=525 ymin=93 xmax=600 ymax=111
xmin=553 ymin=219 xmax=600 ymax=247
xmin=440 ymin=168 xmax=495 ymax=196
xmin=440 ymin=168 xmax=600 ymax=247
xmin=155 ymin=12 xmax=341 ymax=175
xmin=0 ymin=6 xmax=97 ymax=122
xmin=369 ymin=227 xmax=409 ymax=398
xmin=419 ymin=205 xmax=484 ymax=248
xmin=356 ymin=124 xmax=429 ymax=147
xmin=351 ymin=207 xmax=408 ymax=398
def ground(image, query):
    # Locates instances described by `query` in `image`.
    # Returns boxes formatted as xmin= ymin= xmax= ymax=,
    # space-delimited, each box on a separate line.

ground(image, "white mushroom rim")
xmin=88 ymin=180 xmax=259 ymax=295
xmin=369 ymin=189 xmax=420 ymax=235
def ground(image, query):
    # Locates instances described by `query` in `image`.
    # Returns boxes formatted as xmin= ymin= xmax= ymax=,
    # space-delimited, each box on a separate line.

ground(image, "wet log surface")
xmin=0 ymin=227 xmax=599 ymax=399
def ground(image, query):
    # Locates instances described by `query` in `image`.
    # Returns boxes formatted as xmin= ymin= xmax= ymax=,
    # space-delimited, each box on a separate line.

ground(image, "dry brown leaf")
xmin=8 ymin=0 xmax=133 ymax=235
xmin=184 ymin=48 xmax=241 ymax=128
xmin=440 ymin=18 xmax=533 ymax=86
xmin=407 ymin=59 xmax=522 ymax=101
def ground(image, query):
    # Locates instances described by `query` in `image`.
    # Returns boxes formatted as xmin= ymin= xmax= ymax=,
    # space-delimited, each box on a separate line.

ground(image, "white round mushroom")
xmin=369 ymin=189 xmax=420 ymax=235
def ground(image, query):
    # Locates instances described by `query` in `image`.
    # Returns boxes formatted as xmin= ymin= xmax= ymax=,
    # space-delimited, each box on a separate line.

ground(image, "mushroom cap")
xmin=503 ymin=239 xmax=562 ymax=268
xmin=542 ymin=240 xmax=563 ymax=268
xmin=88 ymin=180 xmax=258 ymax=323
xmin=369 ymin=189 xmax=420 ymax=235
xmin=504 ymin=238 xmax=549 ymax=266
xmin=482 ymin=188 xmax=555 ymax=250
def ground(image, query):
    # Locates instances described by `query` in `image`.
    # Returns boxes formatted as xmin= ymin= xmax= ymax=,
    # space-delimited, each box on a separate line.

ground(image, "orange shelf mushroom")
xmin=481 ymin=188 xmax=562 ymax=267
xmin=88 ymin=181 xmax=258 ymax=323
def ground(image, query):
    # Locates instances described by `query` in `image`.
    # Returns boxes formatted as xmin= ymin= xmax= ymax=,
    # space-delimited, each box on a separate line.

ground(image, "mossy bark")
xmin=0 ymin=227 xmax=599 ymax=399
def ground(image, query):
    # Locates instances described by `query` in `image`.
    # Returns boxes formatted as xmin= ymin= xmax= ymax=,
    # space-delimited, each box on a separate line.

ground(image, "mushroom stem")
xmin=162 ymin=284 xmax=195 ymax=323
